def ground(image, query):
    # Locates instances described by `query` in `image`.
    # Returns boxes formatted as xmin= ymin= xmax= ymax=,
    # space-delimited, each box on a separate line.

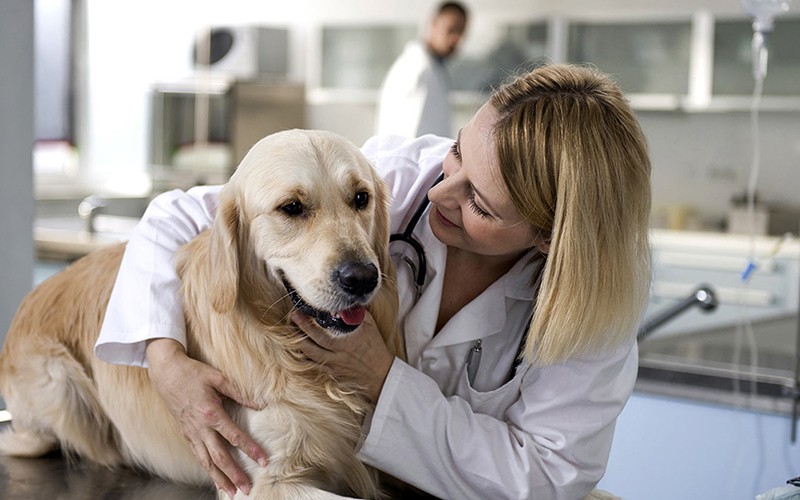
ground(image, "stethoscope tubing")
xmin=388 ymin=172 xmax=444 ymax=291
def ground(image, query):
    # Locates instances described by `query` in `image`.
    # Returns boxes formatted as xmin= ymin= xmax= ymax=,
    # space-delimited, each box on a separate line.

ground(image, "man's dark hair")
xmin=437 ymin=1 xmax=469 ymax=19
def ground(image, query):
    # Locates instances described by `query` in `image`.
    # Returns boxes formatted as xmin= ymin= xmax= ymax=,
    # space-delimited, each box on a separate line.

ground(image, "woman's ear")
xmin=530 ymin=226 xmax=551 ymax=255
xmin=209 ymin=192 xmax=240 ymax=313
xmin=534 ymin=239 xmax=551 ymax=255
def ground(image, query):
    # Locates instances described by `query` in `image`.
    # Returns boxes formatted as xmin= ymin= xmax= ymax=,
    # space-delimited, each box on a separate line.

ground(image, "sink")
xmin=34 ymin=215 xmax=140 ymax=261
xmin=34 ymin=194 xmax=148 ymax=261
xmin=636 ymin=314 xmax=799 ymax=414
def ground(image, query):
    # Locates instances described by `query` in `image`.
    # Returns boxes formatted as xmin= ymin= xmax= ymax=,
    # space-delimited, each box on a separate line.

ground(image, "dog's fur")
xmin=0 ymin=130 xmax=404 ymax=499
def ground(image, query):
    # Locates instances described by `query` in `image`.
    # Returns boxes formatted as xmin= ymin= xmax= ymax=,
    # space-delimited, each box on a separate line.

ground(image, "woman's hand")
xmin=291 ymin=311 xmax=395 ymax=402
xmin=145 ymin=338 xmax=269 ymax=498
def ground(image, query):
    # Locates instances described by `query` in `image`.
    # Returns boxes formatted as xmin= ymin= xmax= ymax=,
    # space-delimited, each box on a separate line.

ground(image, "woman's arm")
xmin=361 ymin=345 xmax=637 ymax=500
xmin=95 ymin=186 xmax=267 ymax=498
xmin=96 ymin=186 xmax=221 ymax=365
xmin=295 ymin=308 xmax=637 ymax=500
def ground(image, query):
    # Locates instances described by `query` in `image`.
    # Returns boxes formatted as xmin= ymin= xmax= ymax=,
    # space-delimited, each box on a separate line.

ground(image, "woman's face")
xmin=427 ymin=103 xmax=549 ymax=260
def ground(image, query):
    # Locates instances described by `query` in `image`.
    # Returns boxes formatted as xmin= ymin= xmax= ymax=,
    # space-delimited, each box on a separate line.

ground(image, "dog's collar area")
xmin=282 ymin=279 xmax=363 ymax=334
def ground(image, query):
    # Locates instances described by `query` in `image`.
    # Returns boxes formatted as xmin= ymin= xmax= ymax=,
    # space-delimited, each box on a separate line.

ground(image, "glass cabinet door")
xmin=320 ymin=25 xmax=416 ymax=89
xmin=567 ymin=21 xmax=692 ymax=94
xmin=713 ymin=17 xmax=800 ymax=96
xmin=449 ymin=22 xmax=549 ymax=93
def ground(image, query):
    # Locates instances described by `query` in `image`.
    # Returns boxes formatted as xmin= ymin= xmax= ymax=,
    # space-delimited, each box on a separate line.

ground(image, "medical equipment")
xmin=389 ymin=173 xmax=444 ymax=301
xmin=736 ymin=0 xmax=799 ymax=450
xmin=740 ymin=0 xmax=792 ymax=81
xmin=741 ymin=0 xmax=791 ymax=32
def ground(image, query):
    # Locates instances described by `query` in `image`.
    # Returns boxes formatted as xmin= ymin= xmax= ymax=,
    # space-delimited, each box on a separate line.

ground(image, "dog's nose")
xmin=336 ymin=262 xmax=379 ymax=296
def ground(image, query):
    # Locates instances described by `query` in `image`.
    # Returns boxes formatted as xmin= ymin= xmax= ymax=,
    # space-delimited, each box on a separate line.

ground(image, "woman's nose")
xmin=427 ymin=180 xmax=442 ymax=204
xmin=428 ymin=174 xmax=456 ymax=208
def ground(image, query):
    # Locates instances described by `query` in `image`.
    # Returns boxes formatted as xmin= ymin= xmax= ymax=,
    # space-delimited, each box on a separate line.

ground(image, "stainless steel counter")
xmin=35 ymin=215 xmax=138 ymax=261
xmin=636 ymin=314 xmax=798 ymax=415
xmin=0 ymin=443 xmax=214 ymax=500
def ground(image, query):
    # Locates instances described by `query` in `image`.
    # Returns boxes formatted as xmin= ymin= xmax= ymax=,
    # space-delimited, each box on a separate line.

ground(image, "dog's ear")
xmin=209 ymin=192 xmax=240 ymax=313
xmin=370 ymin=175 xmax=404 ymax=359
xmin=372 ymin=176 xmax=393 ymax=281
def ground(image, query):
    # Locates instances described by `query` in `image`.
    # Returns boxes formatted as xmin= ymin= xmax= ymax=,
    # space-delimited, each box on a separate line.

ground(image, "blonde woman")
xmin=97 ymin=64 xmax=652 ymax=499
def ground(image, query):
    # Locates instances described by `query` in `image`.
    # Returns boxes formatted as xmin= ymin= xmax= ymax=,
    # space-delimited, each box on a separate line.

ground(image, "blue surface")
xmin=598 ymin=391 xmax=800 ymax=500
xmin=33 ymin=260 xmax=67 ymax=286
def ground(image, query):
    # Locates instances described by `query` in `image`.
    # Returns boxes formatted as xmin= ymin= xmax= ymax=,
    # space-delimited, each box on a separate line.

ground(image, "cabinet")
xmin=567 ymin=20 xmax=692 ymax=95
xmin=314 ymin=21 xmax=551 ymax=96
xmin=449 ymin=21 xmax=549 ymax=93
xmin=319 ymin=25 xmax=416 ymax=90
xmin=713 ymin=17 xmax=800 ymax=96
xmin=308 ymin=13 xmax=800 ymax=112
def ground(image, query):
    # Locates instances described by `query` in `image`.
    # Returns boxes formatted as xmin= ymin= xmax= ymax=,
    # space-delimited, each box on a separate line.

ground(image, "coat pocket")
xmin=455 ymin=363 xmax=525 ymax=419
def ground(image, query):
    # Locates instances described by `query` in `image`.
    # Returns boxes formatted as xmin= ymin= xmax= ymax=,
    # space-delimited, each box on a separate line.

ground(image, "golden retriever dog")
xmin=0 ymin=129 xmax=404 ymax=499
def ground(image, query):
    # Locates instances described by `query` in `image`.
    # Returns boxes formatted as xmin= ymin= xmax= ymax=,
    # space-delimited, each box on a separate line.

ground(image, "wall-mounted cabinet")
xmin=713 ymin=17 xmax=800 ymax=96
xmin=319 ymin=25 xmax=416 ymax=90
xmin=568 ymin=20 xmax=692 ymax=95
xmin=309 ymin=19 xmax=551 ymax=104
xmin=307 ymin=12 xmax=800 ymax=113
xmin=449 ymin=21 xmax=549 ymax=93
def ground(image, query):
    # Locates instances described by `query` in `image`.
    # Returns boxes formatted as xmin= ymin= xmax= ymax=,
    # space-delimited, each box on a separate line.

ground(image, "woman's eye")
xmin=353 ymin=191 xmax=370 ymax=210
xmin=468 ymin=194 xmax=491 ymax=219
xmin=280 ymin=200 xmax=305 ymax=217
xmin=450 ymin=141 xmax=462 ymax=161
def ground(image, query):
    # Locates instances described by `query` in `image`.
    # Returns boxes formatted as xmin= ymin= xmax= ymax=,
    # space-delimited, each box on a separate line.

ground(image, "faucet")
xmin=637 ymin=285 xmax=719 ymax=340
xmin=78 ymin=195 xmax=107 ymax=234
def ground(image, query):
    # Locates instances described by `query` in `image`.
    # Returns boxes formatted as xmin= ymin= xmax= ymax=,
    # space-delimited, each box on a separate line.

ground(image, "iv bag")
xmin=741 ymin=0 xmax=791 ymax=32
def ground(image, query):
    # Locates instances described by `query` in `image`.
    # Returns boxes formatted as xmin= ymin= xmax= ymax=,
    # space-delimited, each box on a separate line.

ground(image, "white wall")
xmin=642 ymin=110 xmax=800 ymax=227
xmin=0 ymin=1 xmax=35 ymax=338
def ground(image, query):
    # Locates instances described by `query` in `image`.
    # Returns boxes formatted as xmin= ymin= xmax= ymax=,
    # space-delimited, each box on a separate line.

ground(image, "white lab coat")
xmin=375 ymin=41 xmax=453 ymax=138
xmin=96 ymin=134 xmax=638 ymax=500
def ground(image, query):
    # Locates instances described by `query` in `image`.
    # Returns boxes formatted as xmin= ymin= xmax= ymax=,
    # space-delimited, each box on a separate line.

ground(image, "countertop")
xmin=637 ymin=228 xmax=799 ymax=414
xmin=34 ymin=215 xmax=138 ymax=261
xmin=0 ymin=430 xmax=214 ymax=500
xmin=636 ymin=314 xmax=798 ymax=415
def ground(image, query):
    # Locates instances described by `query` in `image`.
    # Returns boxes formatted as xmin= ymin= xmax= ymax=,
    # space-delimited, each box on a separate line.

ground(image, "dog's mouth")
xmin=283 ymin=279 xmax=366 ymax=334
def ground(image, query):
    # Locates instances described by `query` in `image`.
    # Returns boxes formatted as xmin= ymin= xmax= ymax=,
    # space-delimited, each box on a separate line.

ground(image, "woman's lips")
xmin=434 ymin=207 xmax=458 ymax=228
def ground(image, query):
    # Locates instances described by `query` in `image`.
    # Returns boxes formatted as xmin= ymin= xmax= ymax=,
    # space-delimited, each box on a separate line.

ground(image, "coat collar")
xmin=427 ymin=250 xmax=541 ymax=349
xmin=401 ymin=210 xmax=542 ymax=356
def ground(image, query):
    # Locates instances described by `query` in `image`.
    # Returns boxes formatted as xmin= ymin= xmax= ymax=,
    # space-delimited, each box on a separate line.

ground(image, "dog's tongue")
xmin=339 ymin=306 xmax=366 ymax=326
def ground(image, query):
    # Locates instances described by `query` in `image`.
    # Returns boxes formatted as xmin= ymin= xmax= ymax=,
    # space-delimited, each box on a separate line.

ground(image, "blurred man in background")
xmin=376 ymin=2 xmax=469 ymax=138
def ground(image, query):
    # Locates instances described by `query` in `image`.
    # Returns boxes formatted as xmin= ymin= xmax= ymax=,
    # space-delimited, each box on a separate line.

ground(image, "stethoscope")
xmin=388 ymin=172 xmax=529 ymax=385
xmin=389 ymin=173 xmax=444 ymax=301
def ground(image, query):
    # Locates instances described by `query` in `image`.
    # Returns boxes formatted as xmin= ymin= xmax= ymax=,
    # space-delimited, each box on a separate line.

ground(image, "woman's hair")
xmin=490 ymin=63 xmax=652 ymax=365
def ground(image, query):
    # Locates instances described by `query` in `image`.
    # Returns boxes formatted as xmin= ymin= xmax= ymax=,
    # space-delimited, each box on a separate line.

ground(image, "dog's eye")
xmin=280 ymin=200 xmax=305 ymax=217
xmin=353 ymin=191 xmax=369 ymax=210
